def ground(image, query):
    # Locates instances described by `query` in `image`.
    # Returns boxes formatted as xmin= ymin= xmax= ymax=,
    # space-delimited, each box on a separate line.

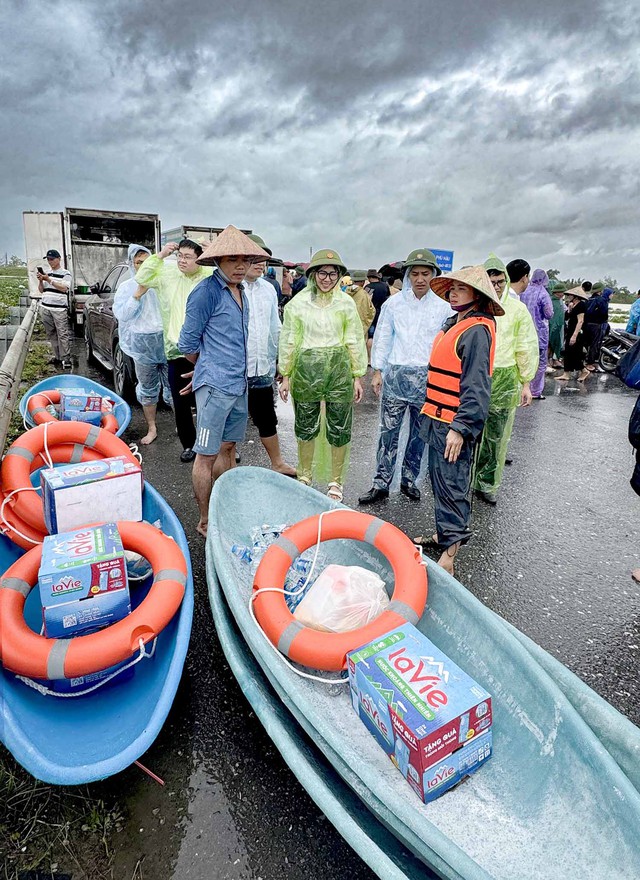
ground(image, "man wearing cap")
xmin=548 ymin=282 xmax=567 ymax=368
xmin=37 ymin=249 xmax=73 ymax=369
xmin=472 ymin=254 xmax=538 ymax=505
xmin=135 ymin=238 xmax=212 ymax=462
xmin=178 ymin=226 xmax=271 ymax=536
xmin=344 ymin=270 xmax=375 ymax=337
xmin=583 ymin=281 xmax=609 ymax=371
xmin=291 ymin=266 xmax=307 ymax=295
xmin=243 ymin=234 xmax=296 ymax=477
xmin=359 ymin=250 xmax=452 ymax=504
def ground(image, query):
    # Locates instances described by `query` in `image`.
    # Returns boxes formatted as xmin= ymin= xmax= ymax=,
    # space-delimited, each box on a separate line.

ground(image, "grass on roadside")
xmin=0 ymin=753 xmax=122 ymax=880
xmin=4 ymin=333 xmax=56 ymax=451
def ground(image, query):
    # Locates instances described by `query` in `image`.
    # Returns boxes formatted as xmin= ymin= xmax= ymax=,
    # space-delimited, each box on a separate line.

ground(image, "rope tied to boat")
xmin=250 ymin=508 xmax=349 ymax=688
xmin=15 ymin=637 xmax=157 ymax=698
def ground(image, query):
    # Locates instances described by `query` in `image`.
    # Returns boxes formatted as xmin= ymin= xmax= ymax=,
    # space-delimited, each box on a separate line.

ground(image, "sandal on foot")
xmin=298 ymin=476 xmax=312 ymax=486
xmin=327 ymin=481 xmax=344 ymax=502
xmin=413 ymin=533 xmax=442 ymax=550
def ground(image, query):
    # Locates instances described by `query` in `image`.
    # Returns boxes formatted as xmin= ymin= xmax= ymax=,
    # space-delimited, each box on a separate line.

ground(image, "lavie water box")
xmin=59 ymin=388 xmax=103 ymax=425
xmin=38 ymin=523 xmax=130 ymax=638
xmin=41 ymin=455 xmax=143 ymax=533
xmin=347 ymin=623 xmax=493 ymax=803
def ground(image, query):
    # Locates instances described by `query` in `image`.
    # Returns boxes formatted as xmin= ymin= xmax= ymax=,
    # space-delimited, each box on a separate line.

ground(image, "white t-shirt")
xmin=41 ymin=266 xmax=72 ymax=308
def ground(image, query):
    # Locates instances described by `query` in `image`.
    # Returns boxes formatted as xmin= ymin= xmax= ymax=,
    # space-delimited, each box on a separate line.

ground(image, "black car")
xmin=84 ymin=263 xmax=137 ymax=400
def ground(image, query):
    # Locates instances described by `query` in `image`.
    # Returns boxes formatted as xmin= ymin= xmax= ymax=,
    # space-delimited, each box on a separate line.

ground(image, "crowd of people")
xmin=36 ymin=229 xmax=632 ymax=573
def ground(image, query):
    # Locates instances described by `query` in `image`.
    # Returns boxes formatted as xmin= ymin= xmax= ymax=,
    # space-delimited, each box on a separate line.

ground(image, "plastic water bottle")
xmin=231 ymin=544 xmax=253 ymax=565
xmin=459 ymin=711 xmax=470 ymax=743
xmin=395 ymin=737 xmax=410 ymax=777
xmin=291 ymin=556 xmax=312 ymax=575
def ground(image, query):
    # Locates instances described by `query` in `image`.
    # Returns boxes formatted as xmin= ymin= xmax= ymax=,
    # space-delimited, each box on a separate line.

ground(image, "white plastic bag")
xmin=293 ymin=564 xmax=389 ymax=633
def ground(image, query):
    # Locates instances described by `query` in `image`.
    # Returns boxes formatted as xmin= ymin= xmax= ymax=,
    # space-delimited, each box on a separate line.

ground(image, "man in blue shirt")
xmin=178 ymin=226 xmax=270 ymax=536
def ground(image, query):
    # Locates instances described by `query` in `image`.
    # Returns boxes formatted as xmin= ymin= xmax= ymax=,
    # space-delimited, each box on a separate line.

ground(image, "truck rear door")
xmin=23 ymin=212 xmax=66 ymax=301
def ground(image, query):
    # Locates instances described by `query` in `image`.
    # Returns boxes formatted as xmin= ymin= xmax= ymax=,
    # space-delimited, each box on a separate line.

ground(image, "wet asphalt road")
xmin=72 ymin=347 xmax=640 ymax=879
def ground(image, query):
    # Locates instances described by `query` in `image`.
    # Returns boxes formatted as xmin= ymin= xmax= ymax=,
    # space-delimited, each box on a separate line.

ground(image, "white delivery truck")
xmin=23 ymin=207 xmax=161 ymax=331
xmin=161 ymin=224 xmax=252 ymax=247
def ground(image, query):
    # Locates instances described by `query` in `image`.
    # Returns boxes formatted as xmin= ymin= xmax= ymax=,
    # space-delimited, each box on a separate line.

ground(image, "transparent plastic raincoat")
xmin=134 ymin=251 xmax=212 ymax=360
xmin=474 ymin=254 xmax=539 ymax=496
xmin=279 ymin=273 xmax=368 ymax=483
xmin=370 ymin=269 xmax=452 ymax=490
xmin=113 ymin=245 xmax=166 ymax=365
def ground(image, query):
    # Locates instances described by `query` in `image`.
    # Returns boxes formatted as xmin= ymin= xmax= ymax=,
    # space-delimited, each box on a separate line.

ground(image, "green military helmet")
xmin=590 ymin=281 xmax=604 ymax=293
xmin=551 ymin=282 xmax=567 ymax=293
xmin=306 ymin=248 xmax=347 ymax=277
xmin=350 ymin=269 xmax=368 ymax=282
xmin=403 ymin=248 xmax=441 ymax=275
xmin=247 ymin=233 xmax=272 ymax=256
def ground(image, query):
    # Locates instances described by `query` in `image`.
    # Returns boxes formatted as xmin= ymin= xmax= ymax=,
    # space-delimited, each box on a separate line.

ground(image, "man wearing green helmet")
xmin=279 ymin=249 xmax=368 ymax=501
xmin=359 ymin=249 xmax=452 ymax=504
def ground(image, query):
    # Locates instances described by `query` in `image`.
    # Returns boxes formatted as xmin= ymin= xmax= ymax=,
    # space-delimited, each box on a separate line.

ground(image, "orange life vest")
xmin=421 ymin=316 xmax=496 ymax=424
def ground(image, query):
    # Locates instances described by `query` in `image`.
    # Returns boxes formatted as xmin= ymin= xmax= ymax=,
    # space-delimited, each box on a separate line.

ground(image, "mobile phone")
xmin=37 ymin=266 xmax=44 ymax=274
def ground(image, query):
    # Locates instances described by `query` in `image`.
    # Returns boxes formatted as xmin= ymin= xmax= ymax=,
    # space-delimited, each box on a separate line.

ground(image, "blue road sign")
xmin=430 ymin=249 xmax=454 ymax=272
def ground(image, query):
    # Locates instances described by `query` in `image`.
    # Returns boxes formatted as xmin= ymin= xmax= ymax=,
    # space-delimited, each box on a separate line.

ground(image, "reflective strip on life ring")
xmin=0 ymin=521 xmax=187 ymax=680
xmin=27 ymin=391 xmax=119 ymax=433
xmin=1 ymin=422 xmax=137 ymax=532
xmin=253 ymin=511 xmax=428 ymax=672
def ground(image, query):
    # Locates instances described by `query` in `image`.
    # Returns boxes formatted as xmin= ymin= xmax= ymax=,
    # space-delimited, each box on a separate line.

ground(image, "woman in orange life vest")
xmin=415 ymin=266 xmax=504 ymax=576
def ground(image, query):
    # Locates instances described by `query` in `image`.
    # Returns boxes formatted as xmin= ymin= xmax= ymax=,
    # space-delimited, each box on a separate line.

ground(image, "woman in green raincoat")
xmin=279 ymin=249 xmax=368 ymax=501
xmin=472 ymin=254 xmax=539 ymax=505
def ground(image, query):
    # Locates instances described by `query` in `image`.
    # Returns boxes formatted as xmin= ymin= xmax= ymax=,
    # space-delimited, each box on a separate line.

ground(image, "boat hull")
xmin=207 ymin=468 xmax=640 ymax=880
xmin=0 ymin=481 xmax=193 ymax=785
xmin=19 ymin=374 xmax=132 ymax=437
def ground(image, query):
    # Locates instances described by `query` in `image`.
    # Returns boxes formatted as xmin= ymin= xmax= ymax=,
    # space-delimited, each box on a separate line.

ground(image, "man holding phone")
xmin=37 ymin=248 xmax=73 ymax=368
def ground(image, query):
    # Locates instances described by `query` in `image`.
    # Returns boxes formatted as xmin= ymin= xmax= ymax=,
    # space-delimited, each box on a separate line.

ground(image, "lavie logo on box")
xmin=51 ymin=576 xmax=83 ymax=594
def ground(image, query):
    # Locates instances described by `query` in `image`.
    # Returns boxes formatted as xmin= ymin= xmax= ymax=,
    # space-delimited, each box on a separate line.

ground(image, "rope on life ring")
xmin=26 ymin=390 xmax=119 ymax=433
xmin=252 ymin=510 xmax=428 ymax=672
xmin=0 ymin=520 xmax=187 ymax=680
xmin=0 ymin=422 xmax=138 ymax=547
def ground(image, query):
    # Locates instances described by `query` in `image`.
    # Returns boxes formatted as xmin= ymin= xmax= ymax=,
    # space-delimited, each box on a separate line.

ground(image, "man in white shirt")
xmin=244 ymin=238 xmax=296 ymax=476
xmin=37 ymin=248 xmax=73 ymax=368
xmin=359 ymin=249 xmax=452 ymax=504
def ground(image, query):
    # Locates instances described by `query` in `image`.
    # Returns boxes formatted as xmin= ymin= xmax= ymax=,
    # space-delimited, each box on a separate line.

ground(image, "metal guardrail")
xmin=0 ymin=301 xmax=39 ymax=451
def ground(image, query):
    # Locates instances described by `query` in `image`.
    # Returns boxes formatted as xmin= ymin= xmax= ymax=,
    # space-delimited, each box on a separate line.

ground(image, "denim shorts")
xmin=194 ymin=385 xmax=248 ymax=455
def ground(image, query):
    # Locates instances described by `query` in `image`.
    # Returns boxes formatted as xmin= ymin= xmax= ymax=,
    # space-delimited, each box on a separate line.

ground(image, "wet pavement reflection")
xmin=74 ymin=346 xmax=639 ymax=878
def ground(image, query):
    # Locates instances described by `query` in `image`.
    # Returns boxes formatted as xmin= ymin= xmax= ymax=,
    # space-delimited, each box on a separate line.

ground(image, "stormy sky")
xmin=2 ymin=0 xmax=640 ymax=286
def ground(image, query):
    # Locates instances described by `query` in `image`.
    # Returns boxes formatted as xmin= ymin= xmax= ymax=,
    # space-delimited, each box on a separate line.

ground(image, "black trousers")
xmin=168 ymin=357 xmax=196 ymax=450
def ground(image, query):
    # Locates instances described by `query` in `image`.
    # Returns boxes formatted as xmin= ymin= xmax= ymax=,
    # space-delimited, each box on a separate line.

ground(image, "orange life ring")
xmin=27 ymin=390 xmax=119 ymax=433
xmin=1 ymin=422 xmax=137 ymax=533
xmin=0 ymin=521 xmax=187 ymax=680
xmin=252 ymin=511 xmax=428 ymax=672
xmin=0 ymin=444 xmax=104 ymax=549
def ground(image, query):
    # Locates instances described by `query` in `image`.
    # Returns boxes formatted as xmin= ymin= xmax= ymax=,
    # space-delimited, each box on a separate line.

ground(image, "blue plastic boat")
xmin=207 ymin=469 xmax=640 ymax=880
xmin=0 ymin=481 xmax=193 ymax=785
xmin=19 ymin=374 xmax=132 ymax=437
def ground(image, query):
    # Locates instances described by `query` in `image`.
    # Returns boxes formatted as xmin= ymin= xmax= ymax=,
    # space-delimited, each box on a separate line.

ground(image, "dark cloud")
xmin=1 ymin=0 xmax=639 ymax=285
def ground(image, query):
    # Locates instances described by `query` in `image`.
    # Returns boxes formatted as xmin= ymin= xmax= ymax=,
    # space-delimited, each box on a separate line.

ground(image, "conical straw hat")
xmin=196 ymin=225 xmax=271 ymax=266
xmin=565 ymin=285 xmax=589 ymax=300
xmin=430 ymin=265 xmax=505 ymax=317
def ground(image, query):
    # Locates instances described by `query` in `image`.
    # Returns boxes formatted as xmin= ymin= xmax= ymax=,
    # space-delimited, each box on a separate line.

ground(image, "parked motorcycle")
xmin=599 ymin=327 xmax=639 ymax=372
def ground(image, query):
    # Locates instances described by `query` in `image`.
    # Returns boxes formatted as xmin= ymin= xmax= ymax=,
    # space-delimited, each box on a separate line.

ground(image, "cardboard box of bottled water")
xmin=347 ymin=623 xmax=493 ymax=802
xmin=41 ymin=455 xmax=143 ymax=533
xmin=59 ymin=388 xmax=103 ymax=425
xmin=38 ymin=523 xmax=130 ymax=638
